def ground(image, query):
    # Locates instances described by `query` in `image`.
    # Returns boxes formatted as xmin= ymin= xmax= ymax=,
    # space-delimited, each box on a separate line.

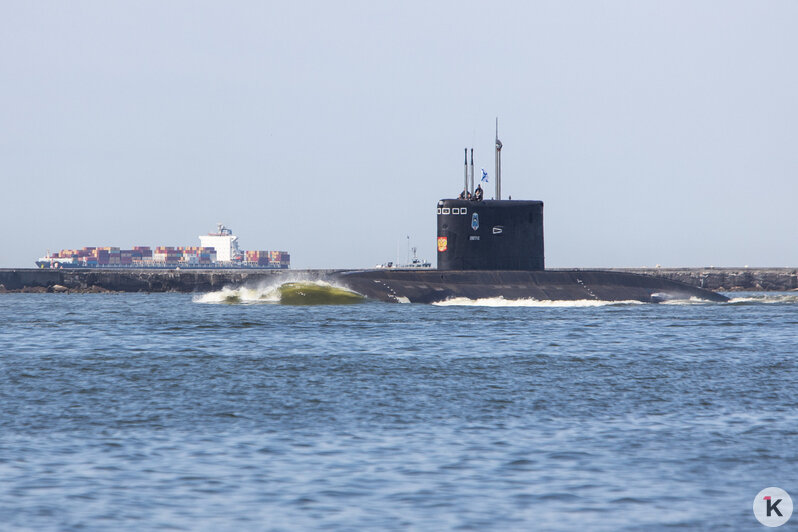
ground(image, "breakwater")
xmin=0 ymin=267 xmax=796 ymax=293
xmin=0 ymin=268 xmax=336 ymax=293
xmin=614 ymin=267 xmax=798 ymax=292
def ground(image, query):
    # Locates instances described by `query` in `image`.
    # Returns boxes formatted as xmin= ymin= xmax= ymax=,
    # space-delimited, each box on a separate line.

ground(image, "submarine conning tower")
xmin=436 ymin=199 xmax=544 ymax=270
xmin=437 ymin=121 xmax=544 ymax=271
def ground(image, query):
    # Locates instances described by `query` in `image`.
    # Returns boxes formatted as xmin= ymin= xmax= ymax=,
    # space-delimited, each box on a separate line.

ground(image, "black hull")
xmin=334 ymin=269 xmax=729 ymax=303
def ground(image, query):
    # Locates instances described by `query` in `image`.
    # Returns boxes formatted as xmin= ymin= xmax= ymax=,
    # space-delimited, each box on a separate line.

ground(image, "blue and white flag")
xmin=481 ymin=169 xmax=488 ymax=183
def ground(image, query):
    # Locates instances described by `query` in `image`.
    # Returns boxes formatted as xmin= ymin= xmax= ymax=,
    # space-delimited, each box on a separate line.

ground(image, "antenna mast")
xmin=495 ymin=117 xmax=502 ymax=200
xmin=470 ymin=148 xmax=475 ymax=194
xmin=463 ymin=148 xmax=468 ymax=195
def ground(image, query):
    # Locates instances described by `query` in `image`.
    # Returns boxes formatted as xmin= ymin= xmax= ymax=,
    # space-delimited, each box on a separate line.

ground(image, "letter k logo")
xmin=765 ymin=496 xmax=784 ymax=517
xmin=754 ymin=488 xmax=792 ymax=527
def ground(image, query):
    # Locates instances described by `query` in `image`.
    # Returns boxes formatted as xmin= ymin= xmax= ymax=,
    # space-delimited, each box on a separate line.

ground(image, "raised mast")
xmin=470 ymin=148 xmax=475 ymax=194
xmin=463 ymin=148 xmax=468 ymax=195
xmin=495 ymin=117 xmax=502 ymax=200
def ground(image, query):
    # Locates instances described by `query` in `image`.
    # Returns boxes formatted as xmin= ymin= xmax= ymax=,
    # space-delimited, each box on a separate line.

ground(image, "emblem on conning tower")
xmin=437 ymin=237 xmax=448 ymax=252
xmin=471 ymin=212 xmax=480 ymax=231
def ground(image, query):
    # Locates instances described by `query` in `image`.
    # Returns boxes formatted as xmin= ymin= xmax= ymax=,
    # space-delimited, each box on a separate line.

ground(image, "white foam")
xmin=726 ymin=294 xmax=798 ymax=305
xmin=660 ymin=296 xmax=714 ymax=305
xmin=193 ymin=284 xmax=281 ymax=304
xmin=432 ymin=297 xmax=644 ymax=307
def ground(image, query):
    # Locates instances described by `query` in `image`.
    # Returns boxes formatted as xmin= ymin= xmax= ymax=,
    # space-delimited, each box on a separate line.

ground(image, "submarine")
xmin=333 ymin=124 xmax=728 ymax=304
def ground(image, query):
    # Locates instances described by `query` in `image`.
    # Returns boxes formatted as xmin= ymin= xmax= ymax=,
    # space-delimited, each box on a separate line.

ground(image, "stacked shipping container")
xmin=47 ymin=244 xmax=288 ymax=269
xmin=177 ymin=246 xmax=217 ymax=265
xmin=245 ymin=251 xmax=290 ymax=267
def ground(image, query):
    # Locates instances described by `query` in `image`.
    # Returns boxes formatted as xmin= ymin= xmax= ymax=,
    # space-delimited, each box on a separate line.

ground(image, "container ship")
xmin=35 ymin=224 xmax=290 ymax=270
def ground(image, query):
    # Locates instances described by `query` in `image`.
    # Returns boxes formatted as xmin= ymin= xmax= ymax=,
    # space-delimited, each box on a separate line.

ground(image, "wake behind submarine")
xmin=333 ymin=125 xmax=728 ymax=304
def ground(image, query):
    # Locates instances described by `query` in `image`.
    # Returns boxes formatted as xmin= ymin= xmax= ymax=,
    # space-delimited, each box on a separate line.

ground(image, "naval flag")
xmin=481 ymin=169 xmax=488 ymax=183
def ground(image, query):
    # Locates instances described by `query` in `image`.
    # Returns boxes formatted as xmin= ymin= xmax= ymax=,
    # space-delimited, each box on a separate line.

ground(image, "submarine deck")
xmin=337 ymin=269 xmax=728 ymax=303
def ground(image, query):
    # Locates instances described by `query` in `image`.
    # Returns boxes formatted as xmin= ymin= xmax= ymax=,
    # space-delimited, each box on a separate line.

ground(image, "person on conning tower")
xmin=474 ymin=184 xmax=484 ymax=202
xmin=458 ymin=190 xmax=466 ymax=200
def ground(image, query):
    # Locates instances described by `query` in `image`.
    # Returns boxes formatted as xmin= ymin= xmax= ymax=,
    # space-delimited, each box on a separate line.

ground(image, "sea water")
xmin=1 ymin=290 xmax=797 ymax=530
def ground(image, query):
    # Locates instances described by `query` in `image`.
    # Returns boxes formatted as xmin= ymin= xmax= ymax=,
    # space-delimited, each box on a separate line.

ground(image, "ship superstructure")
xmin=375 ymin=246 xmax=432 ymax=269
xmin=199 ymin=224 xmax=242 ymax=262
xmin=35 ymin=225 xmax=289 ymax=269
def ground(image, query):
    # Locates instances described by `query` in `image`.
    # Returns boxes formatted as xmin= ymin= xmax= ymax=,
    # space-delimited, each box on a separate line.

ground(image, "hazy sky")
xmin=2 ymin=1 xmax=796 ymax=268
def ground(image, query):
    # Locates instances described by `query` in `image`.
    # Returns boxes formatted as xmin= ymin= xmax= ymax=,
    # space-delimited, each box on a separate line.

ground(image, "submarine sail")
xmin=436 ymin=199 xmax=544 ymax=270
xmin=438 ymin=119 xmax=544 ymax=271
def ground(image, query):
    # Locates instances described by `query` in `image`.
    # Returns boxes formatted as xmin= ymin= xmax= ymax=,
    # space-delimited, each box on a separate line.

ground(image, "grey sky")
xmin=2 ymin=1 xmax=796 ymax=268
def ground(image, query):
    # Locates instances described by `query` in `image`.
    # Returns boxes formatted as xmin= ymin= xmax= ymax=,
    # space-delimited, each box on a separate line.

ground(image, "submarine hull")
xmin=334 ymin=269 xmax=729 ymax=303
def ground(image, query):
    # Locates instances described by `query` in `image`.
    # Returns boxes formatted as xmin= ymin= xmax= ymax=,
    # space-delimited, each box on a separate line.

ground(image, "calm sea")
xmin=1 ymin=289 xmax=797 ymax=531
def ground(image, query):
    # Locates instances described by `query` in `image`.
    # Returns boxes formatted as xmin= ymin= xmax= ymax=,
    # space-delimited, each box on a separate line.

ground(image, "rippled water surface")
xmin=1 ymin=292 xmax=797 ymax=530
